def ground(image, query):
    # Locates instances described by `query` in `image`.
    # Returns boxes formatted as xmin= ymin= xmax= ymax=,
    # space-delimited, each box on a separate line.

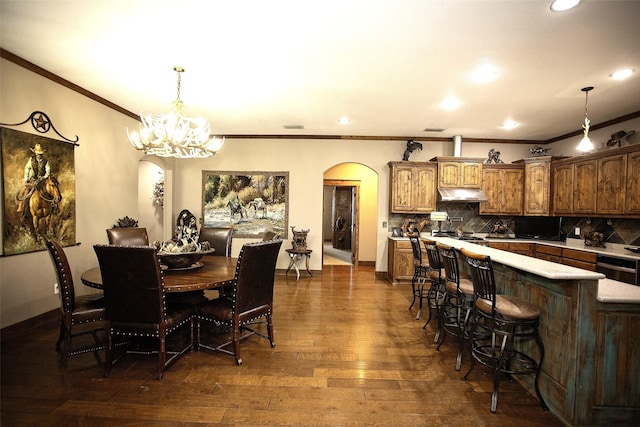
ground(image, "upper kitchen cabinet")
xmin=626 ymin=150 xmax=640 ymax=214
xmin=522 ymin=157 xmax=553 ymax=216
xmin=597 ymin=153 xmax=627 ymax=215
xmin=552 ymin=158 xmax=597 ymax=216
xmin=480 ymin=164 xmax=524 ymax=215
xmin=431 ymin=157 xmax=483 ymax=189
xmin=551 ymin=162 xmax=574 ymax=215
xmin=573 ymin=159 xmax=598 ymax=215
xmin=388 ymin=161 xmax=437 ymax=213
xmin=549 ymin=144 xmax=640 ymax=218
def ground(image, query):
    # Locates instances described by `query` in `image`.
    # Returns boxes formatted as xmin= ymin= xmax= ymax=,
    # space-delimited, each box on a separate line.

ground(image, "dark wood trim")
xmin=3 ymin=48 xmax=638 ymax=145
xmin=545 ymin=110 xmax=640 ymax=143
xmin=1 ymin=48 xmax=139 ymax=121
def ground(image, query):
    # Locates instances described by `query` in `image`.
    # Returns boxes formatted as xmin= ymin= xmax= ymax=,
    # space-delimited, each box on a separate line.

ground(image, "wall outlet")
xmin=54 ymin=283 xmax=59 ymax=294
xmin=382 ymin=221 xmax=387 ymax=228
xmin=575 ymin=227 xmax=580 ymax=237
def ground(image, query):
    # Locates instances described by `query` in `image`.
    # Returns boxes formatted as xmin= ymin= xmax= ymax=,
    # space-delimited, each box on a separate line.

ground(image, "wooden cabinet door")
xmin=414 ymin=164 xmax=437 ymax=213
xmin=573 ymin=159 xmax=597 ymax=215
xmin=626 ymin=150 xmax=640 ymax=214
xmin=501 ymin=168 xmax=524 ymax=214
xmin=597 ymin=154 xmax=627 ymax=215
xmin=480 ymin=168 xmax=502 ymax=214
xmin=524 ymin=161 xmax=550 ymax=216
xmin=552 ymin=163 xmax=573 ymax=215
xmin=460 ymin=162 xmax=482 ymax=188
xmin=390 ymin=164 xmax=414 ymax=212
xmin=438 ymin=162 xmax=460 ymax=188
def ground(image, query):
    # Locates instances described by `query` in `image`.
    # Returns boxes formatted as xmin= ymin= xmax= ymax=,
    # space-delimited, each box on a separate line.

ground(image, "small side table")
xmin=285 ymin=249 xmax=312 ymax=280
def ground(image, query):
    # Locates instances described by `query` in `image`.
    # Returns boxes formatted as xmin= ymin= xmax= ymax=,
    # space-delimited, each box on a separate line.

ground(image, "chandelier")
xmin=576 ymin=86 xmax=595 ymax=153
xmin=127 ymin=66 xmax=224 ymax=158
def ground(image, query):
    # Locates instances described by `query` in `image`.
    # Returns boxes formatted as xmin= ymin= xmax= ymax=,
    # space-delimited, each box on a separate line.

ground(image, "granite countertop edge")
xmin=389 ymin=235 xmax=639 ymax=304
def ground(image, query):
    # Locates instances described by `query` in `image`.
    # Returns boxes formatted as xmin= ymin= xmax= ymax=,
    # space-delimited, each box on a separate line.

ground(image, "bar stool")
xmin=460 ymin=247 xmax=547 ymax=413
xmin=408 ymin=235 xmax=429 ymax=320
xmin=434 ymin=243 xmax=475 ymax=371
xmin=421 ymin=239 xmax=446 ymax=343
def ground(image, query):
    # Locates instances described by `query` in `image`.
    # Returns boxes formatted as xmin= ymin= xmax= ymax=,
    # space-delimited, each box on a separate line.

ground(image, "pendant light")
xmin=576 ymin=86 xmax=595 ymax=153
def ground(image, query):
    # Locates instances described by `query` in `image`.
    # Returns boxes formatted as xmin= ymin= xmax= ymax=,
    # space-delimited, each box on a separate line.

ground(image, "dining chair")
xmin=93 ymin=244 xmax=194 ymax=380
xmin=196 ymin=239 xmax=283 ymax=365
xmin=44 ymin=236 xmax=105 ymax=367
xmin=198 ymin=227 xmax=233 ymax=257
xmin=262 ymin=230 xmax=280 ymax=241
xmin=106 ymin=227 xmax=149 ymax=246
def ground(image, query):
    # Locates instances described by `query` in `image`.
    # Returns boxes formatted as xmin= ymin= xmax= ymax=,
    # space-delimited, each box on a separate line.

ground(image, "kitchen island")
xmin=427 ymin=237 xmax=639 ymax=426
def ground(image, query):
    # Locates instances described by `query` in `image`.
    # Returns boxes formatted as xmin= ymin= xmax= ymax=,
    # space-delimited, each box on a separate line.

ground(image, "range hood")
xmin=438 ymin=188 xmax=488 ymax=202
xmin=436 ymin=135 xmax=489 ymax=203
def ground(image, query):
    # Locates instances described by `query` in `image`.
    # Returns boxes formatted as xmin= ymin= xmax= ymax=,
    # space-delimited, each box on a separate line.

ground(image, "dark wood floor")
xmin=1 ymin=265 xmax=564 ymax=426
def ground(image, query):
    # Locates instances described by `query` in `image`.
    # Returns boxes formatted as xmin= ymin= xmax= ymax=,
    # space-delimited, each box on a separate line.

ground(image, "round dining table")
xmin=81 ymin=256 xmax=237 ymax=293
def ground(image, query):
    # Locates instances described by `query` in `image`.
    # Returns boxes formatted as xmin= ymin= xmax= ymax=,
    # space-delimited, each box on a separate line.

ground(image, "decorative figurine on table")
xmin=484 ymin=148 xmax=504 ymax=164
xmin=402 ymin=140 xmax=423 ymax=161
xmin=529 ymin=145 xmax=551 ymax=157
xmin=175 ymin=209 xmax=198 ymax=243
xmin=290 ymin=226 xmax=310 ymax=250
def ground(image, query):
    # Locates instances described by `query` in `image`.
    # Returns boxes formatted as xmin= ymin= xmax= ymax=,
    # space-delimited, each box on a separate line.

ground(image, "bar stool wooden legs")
xmin=460 ymin=247 xmax=548 ymax=413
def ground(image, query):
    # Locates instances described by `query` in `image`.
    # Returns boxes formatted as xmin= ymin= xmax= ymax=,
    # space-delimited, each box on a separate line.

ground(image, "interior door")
xmin=332 ymin=186 xmax=353 ymax=250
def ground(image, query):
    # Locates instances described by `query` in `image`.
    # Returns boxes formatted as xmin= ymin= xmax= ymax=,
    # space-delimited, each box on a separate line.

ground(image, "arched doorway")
xmin=323 ymin=163 xmax=378 ymax=268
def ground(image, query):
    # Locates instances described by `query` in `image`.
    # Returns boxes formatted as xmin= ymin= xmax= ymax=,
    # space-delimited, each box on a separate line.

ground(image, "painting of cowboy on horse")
xmin=201 ymin=171 xmax=289 ymax=238
xmin=1 ymin=128 xmax=76 ymax=256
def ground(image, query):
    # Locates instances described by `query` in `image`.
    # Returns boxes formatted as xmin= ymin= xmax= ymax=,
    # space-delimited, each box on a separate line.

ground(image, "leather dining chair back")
xmin=198 ymin=227 xmax=233 ymax=256
xmin=196 ymin=238 xmax=283 ymax=365
xmin=44 ymin=236 xmax=105 ymax=366
xmin=93 ymin=244 xmax=193 ymax=380
xmin=106 ymin=227 xmax=149 ymax=246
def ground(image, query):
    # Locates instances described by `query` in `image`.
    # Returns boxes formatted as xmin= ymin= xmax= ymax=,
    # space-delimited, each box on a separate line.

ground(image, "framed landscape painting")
xmin=202 ymin=170 xmax=289 ymax=239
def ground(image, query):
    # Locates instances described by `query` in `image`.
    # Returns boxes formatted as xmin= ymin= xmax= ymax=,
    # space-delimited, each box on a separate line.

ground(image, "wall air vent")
xmin=423 ymin=128 xmax=445 ymax=132
xmin=283 ymin=124 xmax=305 ymax=129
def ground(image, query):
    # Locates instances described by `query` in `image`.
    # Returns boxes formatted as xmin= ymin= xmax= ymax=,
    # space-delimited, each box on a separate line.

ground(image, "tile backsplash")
xmin=389 ymin=202 xmax=640 ymax=246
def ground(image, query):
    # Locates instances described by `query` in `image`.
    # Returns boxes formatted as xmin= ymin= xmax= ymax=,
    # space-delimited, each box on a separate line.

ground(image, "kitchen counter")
xmin=483 ymin=236 xmax=640 ymax=261
xmin=402 ymin=235 xmax=640 ymax=426
xmin=389 ymin=235 xmax=640 ymax=304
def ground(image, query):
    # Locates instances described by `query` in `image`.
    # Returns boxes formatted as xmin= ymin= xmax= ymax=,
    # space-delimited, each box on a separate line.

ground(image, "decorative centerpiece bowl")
xmin=154 ymin=239 xmax=214 ymax=269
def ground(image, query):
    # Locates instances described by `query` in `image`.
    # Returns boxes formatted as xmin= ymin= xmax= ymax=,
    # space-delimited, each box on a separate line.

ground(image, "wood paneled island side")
xmin=427 ymin=237 xmax=640 ymax=427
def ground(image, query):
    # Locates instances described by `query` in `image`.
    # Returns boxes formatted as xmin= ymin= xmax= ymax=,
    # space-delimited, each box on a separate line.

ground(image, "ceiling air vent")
xmin=283 ymin=124 xmax=305 ymax=130
xmin=423 ymin=128 xmax=445 ymax=132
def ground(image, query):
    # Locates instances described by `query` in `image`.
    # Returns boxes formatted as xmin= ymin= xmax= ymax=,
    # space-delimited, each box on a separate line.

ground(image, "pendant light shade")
xmin=576 ymin=86 xmax=595 ymax=153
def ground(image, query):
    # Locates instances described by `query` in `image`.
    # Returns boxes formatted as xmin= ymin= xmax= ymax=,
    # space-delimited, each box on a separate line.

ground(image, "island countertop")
xmin=394 ymin=235 xmax=640 ymax=304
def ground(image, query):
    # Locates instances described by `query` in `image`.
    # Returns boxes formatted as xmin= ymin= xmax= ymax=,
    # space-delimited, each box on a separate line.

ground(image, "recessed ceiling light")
xmin=550 ymin=0 xmax=580 ymax=12
xmin=439 ymin=96 xmax=461 ymax=111
xmin=610 ymin=68 xmax=635 ymax=80
xmin=338 ymin=116 xmax=351 ymax=124
xmin=502 ymin=120 xmax=518 ymax=129
xmin=470 ymin=64 xmax=498 ymax=83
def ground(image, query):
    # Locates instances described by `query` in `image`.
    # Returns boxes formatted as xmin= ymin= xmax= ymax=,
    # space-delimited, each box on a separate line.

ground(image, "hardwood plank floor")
xmin=1 ymin=265 xmax=564 ymax=426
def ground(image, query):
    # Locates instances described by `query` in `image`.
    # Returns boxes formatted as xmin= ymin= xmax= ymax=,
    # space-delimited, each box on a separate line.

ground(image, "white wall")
xmin=0 ymin=58 xmax=142 ymax=327
xmin=549 ymin=117 xmax=640 ymax=156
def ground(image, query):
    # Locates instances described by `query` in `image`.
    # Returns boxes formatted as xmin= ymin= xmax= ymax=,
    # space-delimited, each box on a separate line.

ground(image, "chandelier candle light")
xmin=576 ymin=86 xmax=595 ymax=153
xmin=127 ymin=66 xmax=224 ymax=158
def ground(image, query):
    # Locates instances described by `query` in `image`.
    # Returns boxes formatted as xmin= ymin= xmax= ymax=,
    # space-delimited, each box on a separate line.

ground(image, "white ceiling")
xmin=1 ymin=0 xmax=640 ymax=142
